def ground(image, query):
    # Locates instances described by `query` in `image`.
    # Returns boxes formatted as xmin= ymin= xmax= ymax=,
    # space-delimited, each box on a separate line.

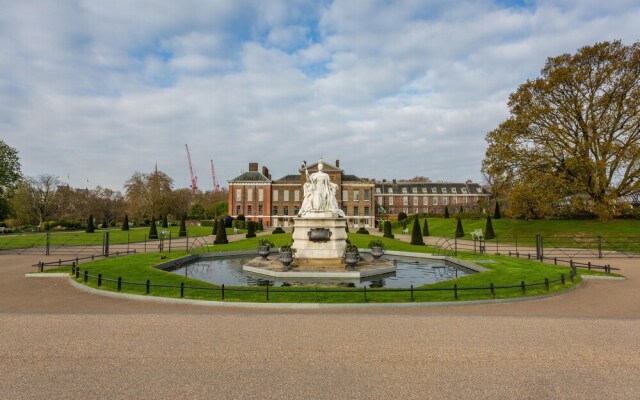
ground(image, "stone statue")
xmin=298 ymin=159 xmax=345 ymax=217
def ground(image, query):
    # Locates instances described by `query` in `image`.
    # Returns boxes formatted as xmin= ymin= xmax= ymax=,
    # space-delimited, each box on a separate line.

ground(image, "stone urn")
xmin=370 ymin=246 xmax=384 ymax=260
xmin=257 ymin=245 xmax=271 ymax=259
xmin=280 ymin=251 xmax=293 ymax=269
xmin=344 ymin=244 xmax=360 ymax=270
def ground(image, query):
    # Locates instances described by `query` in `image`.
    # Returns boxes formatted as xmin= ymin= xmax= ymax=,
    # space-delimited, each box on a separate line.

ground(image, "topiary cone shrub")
xmin=484 ymin=215 xmax=495 ymax=240
xmin=383 ymin=220 xmax=394 ymax=239
xmin=422 ymin=217 xmax=430 ymax=237
xmin=178 ymin=216 xmax=187 ymax=237
xmin=86 ymin=214 xmax=95 ymax=233
xmin=214 ymin=218 xmax=228 ymax=244
xmin=455 ymin=217 xmax=465 ymax=238
xmin=410 ymin=215 xmax=424 ymax=245
xmin=162 ymin=214 xmax=169 ymax=228
xmin=494 ymin=202 xmax=501 ymax=219
xmin=122 ymin=214 xmax=129 ymax=231
xmin=444 ymin=206 xmax=450 ymax=218
xmin=212 ymin=219 xmax=218 ymax=235
xmin=257 ymin=220 xmax=264 ymax=231
xmin=246 ymin=221 xmax=256 ymax=238
xmin=148 ymin=215 xmax=158 ymax=239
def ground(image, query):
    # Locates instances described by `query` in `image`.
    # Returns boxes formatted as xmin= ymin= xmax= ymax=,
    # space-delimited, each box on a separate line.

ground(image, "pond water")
xmin=168 ymin=255 xmax=473 ymax=288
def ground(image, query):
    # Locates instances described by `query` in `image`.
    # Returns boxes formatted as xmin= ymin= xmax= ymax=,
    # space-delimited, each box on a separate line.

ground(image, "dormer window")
xmin=388 ymin=188 xmax=393 ymax=194
xmin=476 ymin=188 xmax=483 ymax=193
xmin=442 ymin=188 xmax=447 ymax=194
xmin=461 ymin=188 xmax=467 ymax=194
xmin=431 ymin=188 xmax=437 ymax=193
xmin=375 ymin=188 xmax=381 ymax=194
xmin=402 ymin=187 xmax=407 ymax=194
xmin=422 ymin=188 xmax=427 ymax=193
xmin=452 ymin=188 xmax=457 ymax=194
xmin=412 ymin=188 xmax=417 ymax=194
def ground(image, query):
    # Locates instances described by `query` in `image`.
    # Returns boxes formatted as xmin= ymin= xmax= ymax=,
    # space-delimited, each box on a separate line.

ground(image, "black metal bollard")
xmin=266 ymin=285 xmax=269 ymax=302
xmin=588 ymin=261 xmax=591 ymax=270
xmin=180 ymin=282 xmax=184 ymax=298
xmin=117 ymin=277 xmax=122 ymax=291
xmin=146 ymin=279 xmax=150 ymax=295
xmin=58 ymin=259 xmax=62 ymax=266
xmin=554 ymin=257 xmax=557 ymax=265
xmin=75 ymin=263 xmax=79 ymax=279
xmin=364 ymin=286 xmax=367 ymax=302
xmin=221 ymin=284 xmax=225 ymax=301
xmin=98 ymin=273 xmax=102 ymax=287
xmin=560 ymin=274 xmax=565 ymax=286
xmin=410 ymin=285 xmax=414 ymax=302
xmin=490 ymin=282 xmax=495 ymax=299
xmin=545 ymin=278 xmax=549 ymax=291
xmin=453 ymin=284 xmax=458 ymax=300
xmin=521 ymin=280 xmax=525 ymax=294
xmin=570 ymin=270 xmax=575 ymax=283
xmin=84 ymin=270 xmax=88 ymax=283
xmin=39 ymin=262 xmax=44 ymax=272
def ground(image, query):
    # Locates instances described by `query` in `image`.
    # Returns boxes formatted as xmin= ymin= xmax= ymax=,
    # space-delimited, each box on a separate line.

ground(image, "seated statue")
xmin=298 ymin=159 xmax=345 ymax=217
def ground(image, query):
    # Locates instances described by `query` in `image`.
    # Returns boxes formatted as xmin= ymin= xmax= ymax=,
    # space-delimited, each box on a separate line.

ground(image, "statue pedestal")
xmin=293 ymin=213 xmax=347 ymax=259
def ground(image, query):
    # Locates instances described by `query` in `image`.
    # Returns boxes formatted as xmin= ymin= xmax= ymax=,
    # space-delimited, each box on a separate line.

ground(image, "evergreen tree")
xmin=455 ymin=217 xmax=465 ymax=238
xmin=214 ymin=218 xmax=228 ymax=244
xmin=383 ymin=220 xmax=394 ymax=239
xmin=484 ymin=215 xmax=496 ymax=240
xmin=178 ymin=216 xmax=187 ymax=237
xmin=148 ymin=215 xmax=158 ymax=239
xmin=444 ymin=206 xmax=450 ymax=218
xmin=85 ymin=214 xmax=95 ymax=233
xmin=494 ymin=202 xmax=501 ymax=219
xmin=410 ymin=215 xmax=424 ymax=245
xmin=246 ymin=221 xmax=256 ymax=238
xmin=162 ymin=214 xmax=169 ymax=228
xmin=122 ymin=214 xmax=130 ymax=231
xmin=212 ymin=219 xmax=218 ymax=235
xmin=459 ymin=205 xmax=463 ymax=214
xmin=422 ymin=217 xmax=430 ymax=237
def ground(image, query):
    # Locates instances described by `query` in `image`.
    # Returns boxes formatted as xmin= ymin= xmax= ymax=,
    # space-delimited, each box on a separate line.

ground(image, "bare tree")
xmin=12 ymin=175 xmax=61 ymax=225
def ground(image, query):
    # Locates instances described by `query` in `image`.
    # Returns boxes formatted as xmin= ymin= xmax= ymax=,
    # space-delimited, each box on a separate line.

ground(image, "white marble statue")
xmin=298 ymin=159 xmax=345 ymax=217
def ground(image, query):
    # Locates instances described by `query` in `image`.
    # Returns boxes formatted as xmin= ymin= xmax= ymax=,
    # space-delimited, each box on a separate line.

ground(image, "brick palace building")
xmin=228 ymin=160 xmax=490 ymax=228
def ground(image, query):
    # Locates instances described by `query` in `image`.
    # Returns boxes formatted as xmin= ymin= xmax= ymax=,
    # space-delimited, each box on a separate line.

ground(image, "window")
xmin=403 ymin=196 xmax=408 ymax=206
xmin=431 ymin=187 xmax=437 ymax=193
xmin=464 ymin=196 xmax=468 ymax=204
xmin=413 ymin=197 xmax=418 ymax=206
xmin=259 ymin=189 xmax=264 ymax=201
xmin=294 ymin=190 xmax=300 ymax=202
xmin=402 ymin=187 xmax=407 ymax=194
xmin=283 ymin=206 xmax=289 ymax=216
xmin=284 ymin=190 xmax=289 ymax=201
xmin=258 ymin=205 xmax=263 ymax=215
xmin=343 ymin=190 xmax=348 ymax=201
xmin=375 ymin=188 xmax=381 ymax=194
xmin=272 ymin=206 xmax=278 ymax=215
xmin=442 ymin=188 xmax=447 ymax=194
xmin=273 ymin=190 xmax=279 ymax=202
xmin=461 ymin=188 xmax=467 ymax=194
xmin=412 ymin=188 xmax=417 ymax=194
xmin=364 ymin=190 xmax=370 ymax=201
xmin=364 ymin=206 xmax=370 ymax=216
xmin=354 ymin=206 xmax=359 ymax=216
xmin=294 ymin=206 xmax=299 ymax=215
xmin=423 ymin=197 xmax=429 ymax=205
xmin=389 ymin=207 xmax=395 ymax=214
xmin=443 ymin=197 xmax=448 ymax=205
xmin=423 ymin=207 xmax=428 ymax=214
xmin=354 ymin=191 xmax=359 ymax=201
xmin=422 ymin=188 xmax=427 ymax=193
xmin=451 ymin=188 xmax=457 ymax=194
xmin=236 ymin=189 xmax=242 ymax=201
xmin=476 ymin=188 xmax=483 ymax=193
xmin=389 ymin=197 xmax=394 ymax=205
xmin=433 ymin=197 xmax=438 ymax=205
xmin=388 ymin=188 xmax=393 ymax=194
xmin=341 ymin=206 xmax=348 ymax=215
xmin=236 ymin=205 xmax=241 ymax=215
xmin=453 ymin=197 xmax=458 ymax=204
xmin=377 ymin=197 xmax=383 ymax=205
xmin=247 ymin=205 xmax=252 ymax=215
xmin=247 ymin=189 xmax=253 ymax=201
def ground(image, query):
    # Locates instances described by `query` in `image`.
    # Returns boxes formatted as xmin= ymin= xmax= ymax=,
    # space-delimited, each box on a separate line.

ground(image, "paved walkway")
xmin=1 ymin=237 xmax=639 ymax=399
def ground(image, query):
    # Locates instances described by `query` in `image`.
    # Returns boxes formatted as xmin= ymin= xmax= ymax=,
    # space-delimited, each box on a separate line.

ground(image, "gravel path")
xmin=1 ymin=246 xmax=639 ymax=399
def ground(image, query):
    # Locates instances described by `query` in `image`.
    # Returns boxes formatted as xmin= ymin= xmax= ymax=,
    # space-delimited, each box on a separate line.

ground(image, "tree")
xmin=178 ymin=216 xmax=187 ymax=237
xmin=494 ymin=202 xmax=501 ymax=219
xmin=383 ymin=220 xmax=394 ymax=239
xmin=214 ymin=218 xmax=228 ymax=244
xmin=11 ymin=175 xmax=60 ymax=225
xmin=122 ymin=214 xmax=130 ymax=231
xmin=483 ymin=41 xmax=640 ymax=220
xmin=124 ymin=169 xmax=173 ymax=221
xmin=397 ymin=212 xmax=408 ymax=221
xmin=246 ymin=221 xmax=256 ymax=238
xmin=444 ymin=206 xmax=450 ymax=218
xmin=86 ymin=214 xmax=95 ymax=233
xmin=455 ymin=217 xmax=465 ymax=238
xmin=410 ymin=215 xmax=424 ymax=245
xmin=188 ymin=203 xmax=205 ymax=220
xmin=0 ymin=140 xmax=21 ymax=197
xmin=484 ymin=215 xmax=495 ymax=240
xmin=422 ymin=217 xmax=430 ymax=237
xmin=148 ymin=215 xmax=158 ymax=239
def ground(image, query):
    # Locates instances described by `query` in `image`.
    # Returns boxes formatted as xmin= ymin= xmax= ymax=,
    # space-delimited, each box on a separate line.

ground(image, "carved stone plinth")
xmin=292 ymin=214 xmax=347 ymax=260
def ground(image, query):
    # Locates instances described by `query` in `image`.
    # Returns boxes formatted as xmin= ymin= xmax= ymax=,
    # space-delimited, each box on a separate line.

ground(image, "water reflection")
xmin=169 ymin=255 xmax=472 ymax=288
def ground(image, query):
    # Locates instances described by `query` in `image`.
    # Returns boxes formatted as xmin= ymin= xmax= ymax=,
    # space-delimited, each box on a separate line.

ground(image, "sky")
xmin=2 ymin=0 xmax=639 ymax=192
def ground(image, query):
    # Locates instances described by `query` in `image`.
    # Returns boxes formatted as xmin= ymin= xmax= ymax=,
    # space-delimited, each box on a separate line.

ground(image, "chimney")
xmin=262 ymin=166 xmax=269 ymax=177
xmin=392 ymin=179 xmax=396 ymax=184
xmin=249 ymin=162 xmax=258 ymax=172
xmin=382 ymin=179 xmax=386 ymax=183
xmin=335 ymin=159 xmax=340 ymax=168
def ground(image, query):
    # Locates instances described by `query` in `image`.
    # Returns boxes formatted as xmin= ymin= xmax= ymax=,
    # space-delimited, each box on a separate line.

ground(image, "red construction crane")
xmin=185 ymin=144 xmax=198 ymax=191
xmin=211 ymin=159 xmax=219 ymax=191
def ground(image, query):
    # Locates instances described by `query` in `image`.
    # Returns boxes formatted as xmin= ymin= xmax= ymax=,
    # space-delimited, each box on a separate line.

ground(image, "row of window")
xmin=376 ymin=187 xmax=483 ymax=194
xmin=268 ymin=206 xmax=372 ymax=216
xmin=379 ymin=196 xmax=474 ymax=206
xmin=236 ymin=188 xmax=265 ymax=202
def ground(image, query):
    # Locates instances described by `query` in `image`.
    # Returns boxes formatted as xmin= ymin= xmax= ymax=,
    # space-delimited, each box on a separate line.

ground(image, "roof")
xmin=274 ymin=174 xmax=301 ymax=183
xmin=375 ymin=181 xmax=489 ymax=195
xmin=342 ymin=174 xmax=365 ymax=182
xmin=228 ymin=171 xmax=270 ymax=183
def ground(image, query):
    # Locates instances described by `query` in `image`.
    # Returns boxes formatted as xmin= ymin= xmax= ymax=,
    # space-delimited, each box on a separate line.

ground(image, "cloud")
xmin=1 ymin=0 xmax=639 ymax=191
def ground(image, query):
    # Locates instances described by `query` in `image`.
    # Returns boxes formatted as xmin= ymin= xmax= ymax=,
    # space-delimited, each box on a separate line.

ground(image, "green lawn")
xmin=43 ymin=232 xmax=611 ymax=304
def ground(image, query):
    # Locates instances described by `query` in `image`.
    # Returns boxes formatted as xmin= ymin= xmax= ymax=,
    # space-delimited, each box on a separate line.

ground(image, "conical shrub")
xmin=122 ymin=214 xmax=129 ymax=231
xmin=212 ymin=219 xmax=218 ymax=235
xmin=455 ymin=217 xmax=464 ymax=238
xmin=383 ymin=220 xmax=394 ymax=239
xmin=410 ymin=215 xmax=424 ymax=245
xmin=494 ymin=202 xmax=501 ymax=219
xmin=178 ymin=216 xmax=187 ymax=237
xmin=422 ymin=217 xmax=430 ymax=237
xmin=214 ymin=218 xmax=228 ymax=244
xmin=444 ymin=206 xmax=450 ymax=218
xmin=484 ymin=215 xmax=495 ymax=240
xmin=86 ymin=214 xmax=95 ymax=233
xmin=162 ymin=214 xmax=169 ymax=228
xmin=246 ymin=221 xmax=256 ymax=238
xmin=148 ymin=215 xmax=158 ymax=239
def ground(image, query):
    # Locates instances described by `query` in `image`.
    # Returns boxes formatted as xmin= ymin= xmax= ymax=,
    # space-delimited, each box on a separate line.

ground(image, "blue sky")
xmin=2 ymin=0 xmax=639 ymax=191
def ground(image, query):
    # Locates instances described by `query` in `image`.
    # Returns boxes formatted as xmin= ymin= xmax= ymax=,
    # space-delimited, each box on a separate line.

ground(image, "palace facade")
xmin=228 ymin=160 xmax=490 ymax=228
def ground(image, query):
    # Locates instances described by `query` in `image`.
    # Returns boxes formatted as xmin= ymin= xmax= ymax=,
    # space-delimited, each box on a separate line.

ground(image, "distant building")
xmin=228 ymin=161 xmax=490 ymax=227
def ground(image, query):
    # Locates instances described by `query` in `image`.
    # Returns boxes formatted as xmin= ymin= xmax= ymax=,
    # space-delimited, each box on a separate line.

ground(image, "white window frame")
xmin=273 ymin=190 xmax=279 ymax=202
xmin=258 ymin=188 xmax=264 ymax=202
xmin=236 ymin=189 xmax=242 ymax=201
xmin=284 ymin=190 xmax=289 ymax=202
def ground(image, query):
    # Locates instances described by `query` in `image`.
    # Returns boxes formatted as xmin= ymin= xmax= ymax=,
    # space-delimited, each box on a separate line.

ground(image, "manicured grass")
xmin=45 ymin=232 xmax=614 ymax=304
